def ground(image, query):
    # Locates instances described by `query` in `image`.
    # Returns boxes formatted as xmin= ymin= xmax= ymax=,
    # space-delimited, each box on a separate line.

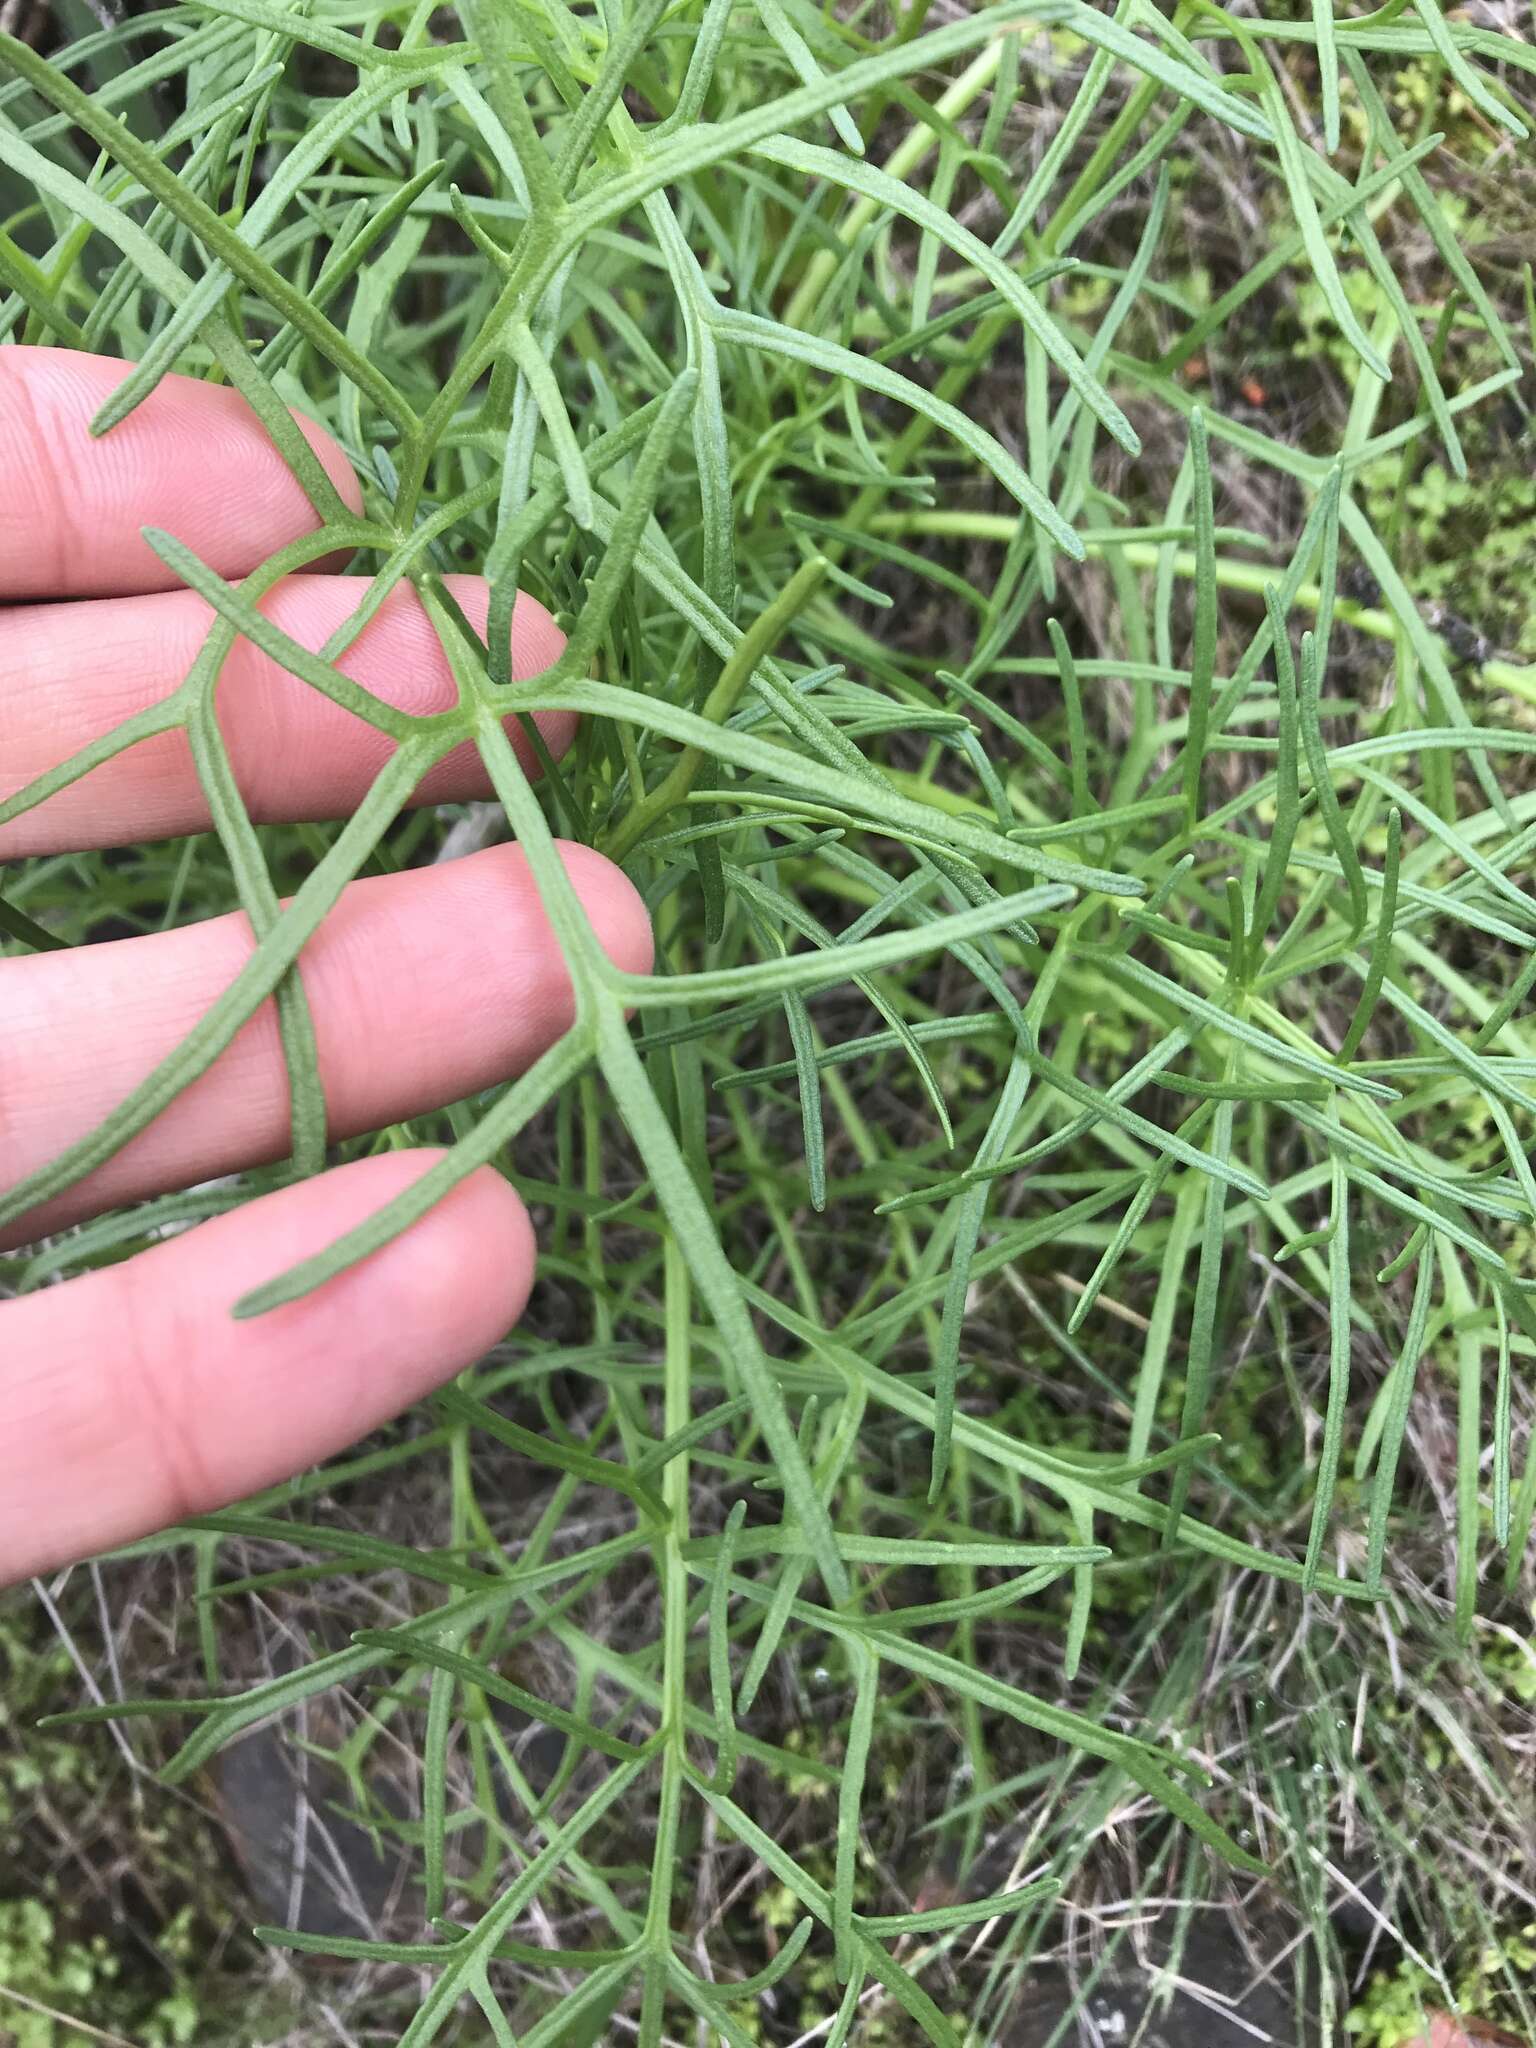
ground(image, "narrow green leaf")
xmin=834 ymin=1640 xmax=876 ymax=1979
xmin=1182 ymin=409 xmax=1218 ymax=831
xmin=351 ymin=1632 xmax=648 ymax=1762
xmin=1303 ymin=1145 xmax=1353 ymax=1591
xmin=1365 ymin=1248 xmax=1437 ymax=1592
xmin=1314 ymin=0 xmax=1342 ymax=151
xmin=1337 ymin=805 xmax=1401 ymax=1062
xmin=505 ymin=319 xmax=596 ymax=528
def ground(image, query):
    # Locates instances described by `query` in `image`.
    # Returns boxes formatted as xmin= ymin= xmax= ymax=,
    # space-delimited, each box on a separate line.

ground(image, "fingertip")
xmin=557 ymin=840 xmax=655 ymax=978
xmin=511 ymin=590 xmax=577 ymax=764
xmin=253 ymin=1147 xmax=537 ymax=1363
xmin=0 ymin=350 xmax=367 ymax=598
xmin=506 ymin=590 xmax=566 ymax=682
xmin=0 ymin=1149 xmax=540 ymax=1577
xmin=533 ymin=706 xmax=581 ymax=764
xmin=441 ymin=575 xmax=565 ymax=680
xmin=293 ymin=405 xmax=364 ymax=519
xmin=197 ymin=1147 xmax=535 ymax=1364
xmin=429 ymin=574 xmax=573 ymax=766
xmin=403 ymin=1153 xmax=538 ymax=1346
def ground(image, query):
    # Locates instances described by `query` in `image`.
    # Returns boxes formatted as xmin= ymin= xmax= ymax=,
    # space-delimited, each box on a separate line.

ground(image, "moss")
xmin=0 ymin=1898 xmax=204 ymax=2047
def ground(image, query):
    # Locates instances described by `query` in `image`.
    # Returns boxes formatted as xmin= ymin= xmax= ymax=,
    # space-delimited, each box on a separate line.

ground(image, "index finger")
xmin=0 ymin=347 xmax=363 ymax=601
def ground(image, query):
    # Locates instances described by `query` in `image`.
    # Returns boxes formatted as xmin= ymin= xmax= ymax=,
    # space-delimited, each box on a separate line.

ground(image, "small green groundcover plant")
xmin=2 ymin=0 xmax=1535 ymax=2041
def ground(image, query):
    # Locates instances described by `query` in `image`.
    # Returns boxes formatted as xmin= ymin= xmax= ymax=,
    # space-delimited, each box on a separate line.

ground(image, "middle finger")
xmin=0 ymin=839 xmax=652 ymax=1247
xmin=0 ymin=573 xmax=571 ymax=856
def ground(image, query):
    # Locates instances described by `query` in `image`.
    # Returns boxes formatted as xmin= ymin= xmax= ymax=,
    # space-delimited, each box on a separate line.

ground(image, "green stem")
xmin=601 ymin=556 xmax=829 ymax=864
xmin=637 ymin=1234 xmax=694 ymax=2040
xmin=871 ymin=514 xmax=1536 ymax=700
xmin=781 ymin=34 xmax=1011 ymax=333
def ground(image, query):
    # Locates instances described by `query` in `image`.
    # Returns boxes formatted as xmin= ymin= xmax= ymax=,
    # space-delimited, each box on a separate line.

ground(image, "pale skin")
xmin=0 ymin=348 xmax=653 ymax=1583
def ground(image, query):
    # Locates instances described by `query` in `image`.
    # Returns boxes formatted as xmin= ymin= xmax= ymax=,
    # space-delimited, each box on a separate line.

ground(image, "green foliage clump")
xmin=0 ymin=1899 xmax=203 ymax=2047
xmin=1348 ymin=1928 xmax=1536 ymax=2048
xmin=2 ymin=1 xmax=1535 ymax=2042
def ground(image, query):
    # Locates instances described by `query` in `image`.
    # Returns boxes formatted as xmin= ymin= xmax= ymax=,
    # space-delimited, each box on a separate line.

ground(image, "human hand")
xmin=0 ymin=349 xmax=651 ymax=1583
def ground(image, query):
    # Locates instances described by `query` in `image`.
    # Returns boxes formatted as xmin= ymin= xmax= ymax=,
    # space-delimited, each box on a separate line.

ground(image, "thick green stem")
xmin=601 ymin=556 xmax=830 ymax=864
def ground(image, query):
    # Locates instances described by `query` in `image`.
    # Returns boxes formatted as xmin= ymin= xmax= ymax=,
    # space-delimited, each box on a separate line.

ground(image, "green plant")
xmin=3 ymin=2 xmax=1535 ymax=2042
xmin=1348 ymin=1927 xmax=1536 ymax=2048
xmin=0 ymin=1897 xmax=204 ymax=2046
